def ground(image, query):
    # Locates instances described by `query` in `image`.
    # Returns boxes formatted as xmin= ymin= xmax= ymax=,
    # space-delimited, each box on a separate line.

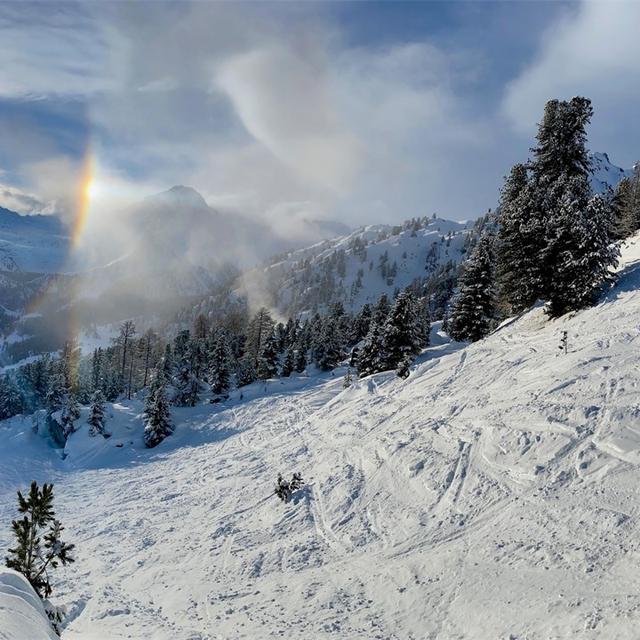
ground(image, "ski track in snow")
xmin=4 ymin=237 xmax=640 ymax=637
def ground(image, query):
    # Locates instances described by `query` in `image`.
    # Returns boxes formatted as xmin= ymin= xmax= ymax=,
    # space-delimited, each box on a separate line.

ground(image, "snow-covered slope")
xmin=188 ymin=216 xmax=478 ymax=323
xmin=3 ymin=236 xmax=640 ymax=637
xmin=0 ymin=568 xmax=58 ymax=640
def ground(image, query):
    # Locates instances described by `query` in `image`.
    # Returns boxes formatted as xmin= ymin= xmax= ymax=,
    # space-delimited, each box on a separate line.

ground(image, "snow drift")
xmin=0 ymin=569 xmax=57 ymax=640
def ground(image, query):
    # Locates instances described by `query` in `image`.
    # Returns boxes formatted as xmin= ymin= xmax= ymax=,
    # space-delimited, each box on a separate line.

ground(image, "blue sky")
xmin=0 ymin=0 xmax=638 ymax=226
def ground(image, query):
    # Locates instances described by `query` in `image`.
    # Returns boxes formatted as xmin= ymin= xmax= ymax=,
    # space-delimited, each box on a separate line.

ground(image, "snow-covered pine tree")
xmin=115 ymin=320 xmax=136 ymax=391
xmin=172 ymin=331 xmax=200 ymax=407
xmin=236 ymin=356 xmax=257 ymax=387
xmin=139 ymin=330 xmax=157 ymax=389
xmin=143 ymin=372 xmax=174 ymax=448
xmin=380 ymin=290 xmax=424 ymax=372
xmin=532 ymin=97 xmax=592 ymax=184
xmin=280 ymin=345 xmax=295 ymax=377
xmin=257 ymin=332 xmax=279 ymax=380
xmin=0 ymin=375 xmax=24 ymax=420
xmin=161 ymin=343 xmax=173 ymax=382
xmin=495 ymin=163 xmax=545 ymax=311
xmin=207 ymin=331 xmax=232 ymax=398
xmin=545 ymin=190 xmax=619 ymax=317
xmin=372 ymin=293 xmax=391 ymax=327
xmin=274 ymin=322 xmax=287 ymax=353
xmin=87 ymin=389 xmax=107 ymax=437
xmin=351 ymin=303 xmax=372 ymax=343
xmin=293 ymin=341 xmax=307 ymax=373
xmin=284 ymin=318 xmax=297 ymax=349
xmin=615 ymin=165 xmax=640 ymax=238
xmin=245 ymin=308 xmax=275 ymax=370
xmin=356 ymin=321 xmax=386 ymax=377
xmin=59 ymin=390 xmax=80 ymax=438
xmin=60 ymin=339 xmax=80 ymax=395
xmin=533 ymin=99 xmax=618 ymax=316
xmin=103 ymin=365 xmax=122 ymax=402
xmin=6 ymin=481 xmax=75 ymax=602
xmin=45 ymin=372 xmax=65 ymax=416
xmin=447 ymin=231 xmax=497 ymax=342
xmin=313 ymin=317 xmax=343 ymax=371
xmin=90 ymin=348 xmax=103 ymax=393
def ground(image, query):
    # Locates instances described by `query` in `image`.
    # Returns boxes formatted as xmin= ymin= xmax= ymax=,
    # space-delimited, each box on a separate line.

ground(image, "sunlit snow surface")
xmin=3 ymin=236 xmax=640 ymax=638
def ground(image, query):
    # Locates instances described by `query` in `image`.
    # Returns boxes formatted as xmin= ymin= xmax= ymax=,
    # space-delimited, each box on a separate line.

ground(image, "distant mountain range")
xmin=0 ymin=152 xmax=634 ymax=364
xmin=0 ymin=185 xmax=352 ymax=363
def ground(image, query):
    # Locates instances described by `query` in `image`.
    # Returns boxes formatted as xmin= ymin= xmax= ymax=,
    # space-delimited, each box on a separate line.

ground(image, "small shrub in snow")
xmin=558 ymin=330 xmax=568 ymax=355
xmin=5 ymin=481 xmax=75 ymax=632
xmin=275 ymin=472 xmax=305 ymax=503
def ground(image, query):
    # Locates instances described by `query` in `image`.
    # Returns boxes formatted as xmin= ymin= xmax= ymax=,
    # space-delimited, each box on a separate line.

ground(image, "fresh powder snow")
xmin=2 ymin=236 xmax=640 ymax=637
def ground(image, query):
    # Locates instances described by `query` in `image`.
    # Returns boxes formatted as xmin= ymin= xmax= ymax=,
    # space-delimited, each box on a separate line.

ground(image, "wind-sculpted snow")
xmin=0 ymin=569 xmax=58 ymax=640
xmin=3 ymin=236 xmax=640 ymax=637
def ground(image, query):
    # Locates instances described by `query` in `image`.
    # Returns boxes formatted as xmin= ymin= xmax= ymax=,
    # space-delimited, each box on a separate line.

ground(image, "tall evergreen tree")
xmin=533 ymin=98 xmax=618 ymax=316
xmin=545 ymin=189 xmax=619 ymax=316
xmin=172 ymin=331 xmax=200 ymax=407
xmin=245 ymin=308 xmax=275 ymax=369
xmin=314 ymin=317 xmax=343 ymax=371
xmin=143 ymin=373 xmax=173 ymax=448
xmin=116 ymin=320 xmax=136 ymax=390
xmin=236 ymin=357 xmax=257 ymax=387
xmin=615 ymin=166 xmax=640 ymax=238
xmin=280 ymin=345 xmax=295 ymax=377
xmin=90 ymin=348 xmax=103 ymax=392
xmin=356 ymin=321 xmax=386 ymax=378
xmin=0 ymin=375 xmax=24 ymax=420
xmin=495 ymin=164 xmax=545 ymax=311
xmin=208 ymin=332 xmax=232 ymax=398
xmin=351 ymin=303 xmax=372 ymax=343
xmin=372 ymin=294 xmax=391 ymax=326
xmin=293 ymin=341 xmax=307 ymax=373
xmin=447 ymin=232 xmax=497 ymax=342
xmin=257 ymin=332 xmax=279 ymax=380
xmin=380 ymin=290 xmax=425 ymax=372
xmin=61 ymin=389 xmax=80 ymax=434
xmin=531 ymin=97 xmax=592 ymax=183
xmin=496 ymin=96 xmax=619 ymax=318
xmin=87 ymin=389 xmax=107 ymax=437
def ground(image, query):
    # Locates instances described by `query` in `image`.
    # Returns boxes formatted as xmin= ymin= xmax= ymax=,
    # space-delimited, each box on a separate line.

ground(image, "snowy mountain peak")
xmin=589 ymin=151 xmax=632 ymax=194
xmin=152 ymin=185 xmax=209 ymax=209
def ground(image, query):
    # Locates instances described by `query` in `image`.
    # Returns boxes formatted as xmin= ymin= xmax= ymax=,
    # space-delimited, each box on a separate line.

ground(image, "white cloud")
xmin=8 ymin=0 xmax=621 ymax=232
xmin=0 ymin=3 xmax=113 ymax=99
xmin=503 ymin=0 xmax=640 ymax=155
xmin=216 ymin=45 xmax=361 ymax=193
xmin=0 ymin=184 xmax=50 ymax=214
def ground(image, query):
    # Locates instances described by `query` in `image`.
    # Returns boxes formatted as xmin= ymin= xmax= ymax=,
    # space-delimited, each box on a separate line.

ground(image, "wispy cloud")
xmin=0 ymin=0 xmax=637 ymax=233
xmin=503 ymin=0 xmax=640 ymax=165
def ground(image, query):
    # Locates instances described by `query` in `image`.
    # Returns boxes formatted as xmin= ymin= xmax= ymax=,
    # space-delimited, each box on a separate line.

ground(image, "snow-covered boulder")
xmin=0 ymin=568 xmax=57 ymax=640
